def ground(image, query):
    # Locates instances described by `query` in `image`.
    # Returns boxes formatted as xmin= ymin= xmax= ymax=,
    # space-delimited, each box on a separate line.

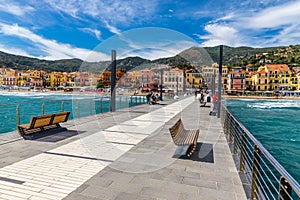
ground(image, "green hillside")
xmin=1 ymin=45 xmax=300 ymax=72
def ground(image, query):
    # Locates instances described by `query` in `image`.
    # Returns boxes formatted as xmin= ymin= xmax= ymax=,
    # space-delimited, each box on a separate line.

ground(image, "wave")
xmin=247 ymin=100 xmax=300 ymax=109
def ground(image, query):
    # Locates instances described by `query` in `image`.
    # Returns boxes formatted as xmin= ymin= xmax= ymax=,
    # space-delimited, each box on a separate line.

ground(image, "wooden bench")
xmin=18 ymin=112 xmax=70 ymax=137
xmin=169 ymin=118 xmax=199 ymax=157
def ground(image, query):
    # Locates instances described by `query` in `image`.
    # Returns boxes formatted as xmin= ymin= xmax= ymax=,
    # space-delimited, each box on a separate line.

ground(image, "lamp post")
xmin=217 ymin=45 xmax=223 ymax=118
xmin=110 ymin=50 xmax=116 ymax=112
xmin=160 ymin=68 xmax=163 ymax=101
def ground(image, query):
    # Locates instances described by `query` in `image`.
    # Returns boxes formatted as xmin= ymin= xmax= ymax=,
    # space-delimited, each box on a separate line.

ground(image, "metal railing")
xmin=0 ymin=95 xmax=149 ymax=134
xmin=222 ymin=105 xmax=300 ymax=200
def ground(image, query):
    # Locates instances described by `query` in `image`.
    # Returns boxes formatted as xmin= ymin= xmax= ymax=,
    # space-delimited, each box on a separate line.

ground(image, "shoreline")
xmin=223 ymin=95 xmax=300 ymax=100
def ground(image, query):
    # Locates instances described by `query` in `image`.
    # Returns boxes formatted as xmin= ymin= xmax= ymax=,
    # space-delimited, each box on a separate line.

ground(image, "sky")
xmin=1 ymin=0 xmax=300 ymax=61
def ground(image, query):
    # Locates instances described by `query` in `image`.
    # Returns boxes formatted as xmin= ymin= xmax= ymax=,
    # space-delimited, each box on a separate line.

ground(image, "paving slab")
xmin=0 ymin=96 xmax=247 ymax=200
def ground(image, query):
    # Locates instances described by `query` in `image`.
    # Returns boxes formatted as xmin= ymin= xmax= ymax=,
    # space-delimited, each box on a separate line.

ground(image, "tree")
xmin=97 ymin=80 xmax=104 ymax=88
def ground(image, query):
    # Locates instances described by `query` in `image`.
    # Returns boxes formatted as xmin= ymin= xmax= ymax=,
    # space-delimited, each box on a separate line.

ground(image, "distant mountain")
xmin=203 ymin=45 xmax=280 ymax=64
xmin=0 ymin=45 xmax=298 ymax=72
xmin=0 ymin=51 xmax=82 ymax=72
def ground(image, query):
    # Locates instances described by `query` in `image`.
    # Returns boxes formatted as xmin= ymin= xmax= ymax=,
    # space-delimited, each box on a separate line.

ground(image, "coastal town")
xmin=1 ymin=62 xmax=300 ymax=97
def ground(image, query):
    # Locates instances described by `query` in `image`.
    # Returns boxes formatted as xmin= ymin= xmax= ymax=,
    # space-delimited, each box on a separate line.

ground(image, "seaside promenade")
xmin=0 ymin=96 xmax=247 ymax=200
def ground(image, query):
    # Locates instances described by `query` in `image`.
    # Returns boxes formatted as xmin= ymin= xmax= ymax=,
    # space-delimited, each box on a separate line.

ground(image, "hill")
xmin=1 ymin=45 xmax=299 ymax=72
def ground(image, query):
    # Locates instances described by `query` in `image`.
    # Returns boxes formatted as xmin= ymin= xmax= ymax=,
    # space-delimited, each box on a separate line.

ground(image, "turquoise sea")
xmin=225 ymin=99 xmax=300 ymax=184
xmin=0 ymin=92 xmax=145 ymax=134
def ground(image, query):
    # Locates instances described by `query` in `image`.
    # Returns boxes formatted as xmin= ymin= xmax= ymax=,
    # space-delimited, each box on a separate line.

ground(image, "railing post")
xmin=100 ymin=97 xmax=103 ymax=113
xmin=240 ymin=131 xmax=246 ymax=173
xmin=251 ymin=145 xmax=261 ymax=200
xmin=130 ymin=96 xmax=132 ymax=107
xmin=125 ymin=96 xmax=128 ymax=108
xmin=77 ymin=101 xmax=80 ymax=119
xmin=61 ymin=101 xmax=64 ymax=112
xmin=278 ymin=177 xmax=292 ymax=200
xmin=119 ymin=96 xmax=122 ymax=109
xmin=90 ymin=99 xmax=93 ymax=115
xmin=42 ymin=102 xmax=45 ymax=115
xmin=229 ymin=118 xmax=233 ymax=144
xmin=16 ymin=104 xmax=20 ymax=129
xmin=223 ymin=112 xmax=227 ymax=134
xmin=233 ymin=126 xmax=238 ymax=154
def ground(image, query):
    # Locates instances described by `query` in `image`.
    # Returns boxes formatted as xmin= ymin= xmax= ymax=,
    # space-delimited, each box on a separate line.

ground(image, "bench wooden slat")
xmin=169 ymin=118 xmax=199 ymax=157
xmin=51 ymin=112 xmax=70 ymax=125
xmin=18 ymin=112 xmax=70 ymax=138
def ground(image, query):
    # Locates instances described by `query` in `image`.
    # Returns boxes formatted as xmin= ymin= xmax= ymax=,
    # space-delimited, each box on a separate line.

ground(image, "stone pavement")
xmin=0 ymin=96 xmax=247 ymax=200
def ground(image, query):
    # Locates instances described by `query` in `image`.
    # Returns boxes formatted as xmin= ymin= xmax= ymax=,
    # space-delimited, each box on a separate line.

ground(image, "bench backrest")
xmin=29 ymin=114 xmax=53 ymax=129
xmin=52 ymin=112 xmax=70 ymax=124
xmin=169 ymin=118 xmax=185 ymax=143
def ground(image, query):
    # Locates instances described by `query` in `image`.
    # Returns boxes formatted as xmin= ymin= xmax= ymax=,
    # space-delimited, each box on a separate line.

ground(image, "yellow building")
xmin=185 ymin=69 xmax=203 ymax=89
xmin=291 ymin=67 xmax=300 ymax=90
xmin=16 ymin=70 xmax=28 ymax=86
xmin=221 ymin=66 xmax=229 ymax=91
xmin=252 ymin=68 xmax=268 ymax=91
xmin=1 ymin=68 xmax=17 ymax=86
xmin=50 ymin=72 xmax=67 ymax=88
xmin=264 ymin=64 xmax=290 ymax=90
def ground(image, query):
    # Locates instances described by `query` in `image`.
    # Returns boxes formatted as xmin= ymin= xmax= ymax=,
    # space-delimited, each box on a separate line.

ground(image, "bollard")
xmin=125 ymin=96 xmax=128 ymax=108
xmin=16 ymin=104 xmax=20 ymax=129
xmin=240 ymin=131 xmax=246 ymax=173
xmin=61 ymin=101 xmax=64 ymax=112
xmin=119 ymin=96 xmax=122 ymax=109
xmin=42 ymin=102 xmax=45 ymax=115
xmin=251 ymin=145 xmax=261 ymax=200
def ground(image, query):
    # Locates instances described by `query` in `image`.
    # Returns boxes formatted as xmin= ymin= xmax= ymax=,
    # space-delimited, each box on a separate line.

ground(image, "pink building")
xmin=228 ymin=68 xmax=246 ymax=92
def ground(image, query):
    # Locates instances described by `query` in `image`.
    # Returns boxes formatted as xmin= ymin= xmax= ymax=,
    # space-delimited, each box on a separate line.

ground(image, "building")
xmin=163 ymin=68 xmax=184 ymax=92
xmin=50 ymin=72 xmax=67 ymax=88
xmin=185 ymin=69 xmax=203 ymax=89
xmin=252 ymin=68 xmax=268 ymax=91
xmin=1 ymin=68 xmax=17 ymax=86
xmin=228 ymin=68 xmax=246 ymax=93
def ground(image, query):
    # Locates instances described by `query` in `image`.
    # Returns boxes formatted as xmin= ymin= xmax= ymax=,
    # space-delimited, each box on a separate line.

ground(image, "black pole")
xmin=176 ymin=76 xmax=179 ymax=96
xmin=160 ymin=68 xmax=163 ymax=101
xmin=110 ymin=50 xmax=116 ymax=112
xmin=217 ymin=45 xmax=223 ymax=118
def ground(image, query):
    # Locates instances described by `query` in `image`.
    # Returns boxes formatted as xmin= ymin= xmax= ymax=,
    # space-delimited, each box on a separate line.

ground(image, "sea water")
xmin=224 ymin=99 xmax=300 ymax=184
xmin=0 ymin=92 xmax=143 ymax=134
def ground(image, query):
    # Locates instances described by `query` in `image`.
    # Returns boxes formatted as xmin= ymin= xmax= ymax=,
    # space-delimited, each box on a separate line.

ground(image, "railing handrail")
xmin=223 ymin=105 xmax=300 ymax=197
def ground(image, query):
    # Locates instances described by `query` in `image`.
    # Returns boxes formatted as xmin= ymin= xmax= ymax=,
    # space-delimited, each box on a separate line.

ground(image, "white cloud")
xmin=265 ymin=24 xmax=300 ymax=46
xmin=0 ymin=1 xmax=34 ymax=16
xmin=245 ymin=1 xmax=300 ymax=29
xmin=79 ymin=28 xmax=102 ymax=40
xmin=0 ymin=44 xmax=31 ymax=57
xmin=104 ymin=21 xmax=121 ymax=35
xmin=199 ymin=1 xmax=300 ymax=47
xmin=199 ymin=24 xmax=243 ymax=47
xmin=44 ymin=0 xmax=158 ymax=26
xmin=117 ymin=39 xmax=197 ymax=60
xmin=0 ymin=23 xmax=110 ymax=61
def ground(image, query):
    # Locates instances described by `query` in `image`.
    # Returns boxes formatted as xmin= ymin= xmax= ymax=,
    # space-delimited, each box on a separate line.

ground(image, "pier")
xmin=0 ymin=96 xmax=248 ymax=199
